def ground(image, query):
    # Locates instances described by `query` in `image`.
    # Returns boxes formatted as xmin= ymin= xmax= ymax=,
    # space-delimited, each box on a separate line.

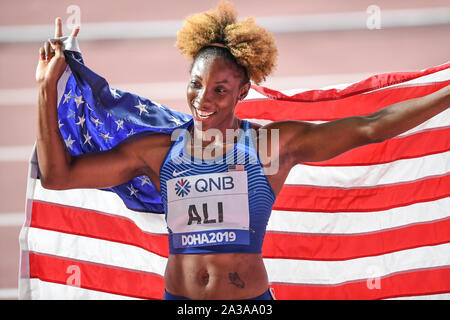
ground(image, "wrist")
xmin=38 ymin=79 xmax=57 ymax=92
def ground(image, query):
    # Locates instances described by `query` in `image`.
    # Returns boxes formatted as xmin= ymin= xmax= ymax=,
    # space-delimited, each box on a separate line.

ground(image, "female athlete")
xmin=35 ymin=1 xmax=449 ymax=300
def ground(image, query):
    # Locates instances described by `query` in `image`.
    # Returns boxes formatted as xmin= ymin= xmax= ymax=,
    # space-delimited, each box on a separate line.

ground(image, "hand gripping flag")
xmin=19 ymin=36 xmax=450 ymax=299
xmin=41 ymin=36 xmax=192 ymax=213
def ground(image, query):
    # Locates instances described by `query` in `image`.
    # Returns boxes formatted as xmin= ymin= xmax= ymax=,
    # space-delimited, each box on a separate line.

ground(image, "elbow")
xmin=40 ymin=177 xmax=66 ymax=190
xmin=361 ymin=115 xmax=388 ymax=144
xmin=39 ymin=171 xmax=71 ymax=190
xmin=364 ymin=126 xmax=386 ymax=144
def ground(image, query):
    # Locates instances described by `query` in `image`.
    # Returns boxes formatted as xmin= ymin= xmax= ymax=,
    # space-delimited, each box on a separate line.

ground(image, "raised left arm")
xmin=269 ymin=84 xmax=449 ymax=167
xmin=363 ymin=84 xmax=449 ymax=143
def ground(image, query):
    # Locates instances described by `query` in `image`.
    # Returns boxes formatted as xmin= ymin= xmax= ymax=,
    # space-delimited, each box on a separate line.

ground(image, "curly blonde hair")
xmin=175 ymin=0 xmax=278 ymax=85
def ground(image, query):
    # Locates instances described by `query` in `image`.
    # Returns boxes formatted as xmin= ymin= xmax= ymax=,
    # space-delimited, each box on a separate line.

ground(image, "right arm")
xmin=36 ymin=18 xmax=169 ymax=191
xmin=37 ymin=80 xmax=154 ymax=189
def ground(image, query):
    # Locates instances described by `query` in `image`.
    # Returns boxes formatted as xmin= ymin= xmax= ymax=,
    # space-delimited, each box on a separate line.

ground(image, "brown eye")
xmin=216 ymin=87 xmax=227 ymax=94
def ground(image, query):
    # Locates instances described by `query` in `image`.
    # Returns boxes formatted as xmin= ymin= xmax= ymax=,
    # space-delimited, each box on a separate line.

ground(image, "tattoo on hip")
xmin=228 ymin=272 xmax=245 ymax=288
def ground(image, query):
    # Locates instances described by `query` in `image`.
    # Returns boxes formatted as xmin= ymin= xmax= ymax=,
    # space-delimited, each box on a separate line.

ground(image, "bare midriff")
xmin=164 ymin=253 xmax=268 ymax=300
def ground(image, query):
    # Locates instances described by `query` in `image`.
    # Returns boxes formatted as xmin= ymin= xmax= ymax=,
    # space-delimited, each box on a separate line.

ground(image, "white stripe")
xmin=285 ymin=151 xmax=450 ymax=187
xmin=32 ymin=179 xmax=168 ymax=234
xmin=267 ymin=197 xmax=450 ymax=235
xmin=264 ymin=242 xmax=450 ymax=285
xmin=26 ymin=279 xmax=139 ymax=300
xmin=25 ymin=227 xmax=167 ymax=276
xmin=1 ymin=7 xmax=449 ymax=43
xmin=0 ymin=212 xmax=24 ymax=226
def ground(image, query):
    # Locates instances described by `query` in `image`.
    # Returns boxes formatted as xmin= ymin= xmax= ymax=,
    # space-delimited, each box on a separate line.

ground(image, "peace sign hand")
xmin=36 ymin=17 xmax=80 ymax=86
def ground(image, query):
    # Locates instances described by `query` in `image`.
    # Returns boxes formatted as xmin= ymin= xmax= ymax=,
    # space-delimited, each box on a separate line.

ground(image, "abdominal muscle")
xmin=164 ymin=253 xmax=269 ymax=300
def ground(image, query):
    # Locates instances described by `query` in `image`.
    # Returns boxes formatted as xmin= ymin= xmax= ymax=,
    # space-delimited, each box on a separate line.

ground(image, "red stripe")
xmin=270 ymin=267 xmax=450 ymax=300
xmin=28 ymin=252 xmax=165 ymax=299
xmin=251 ymin=63 xmax=450 ymax=102
xmin=30 ymin=201 xmax=169 ymax=257
xmin=31 ymin=199 xmax=449 ymax=262
xmin=263 ymin=218 xmax=450 ymax=260
xmin=274 ymin=174 xmax=450 ymax=212
xmin=303 ymin=127 xmax=450 ymax=166
xmin=237 ymin=82 xmax=450 ymax=121
xmin=28 ymin=251 xmax=450 ymax=300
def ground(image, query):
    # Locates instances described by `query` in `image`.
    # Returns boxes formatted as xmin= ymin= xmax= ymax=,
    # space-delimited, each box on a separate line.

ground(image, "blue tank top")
xmin=160 ymin=120 xmax=276 ymax=254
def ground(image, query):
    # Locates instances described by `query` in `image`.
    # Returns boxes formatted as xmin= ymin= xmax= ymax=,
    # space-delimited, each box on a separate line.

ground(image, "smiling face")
xmin=187 ymin=49 xmax=250 ymax=133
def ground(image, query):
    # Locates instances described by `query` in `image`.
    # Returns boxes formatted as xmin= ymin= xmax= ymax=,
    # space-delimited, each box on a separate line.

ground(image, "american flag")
xmin=18 ymin=42 xmax=449 ymax=299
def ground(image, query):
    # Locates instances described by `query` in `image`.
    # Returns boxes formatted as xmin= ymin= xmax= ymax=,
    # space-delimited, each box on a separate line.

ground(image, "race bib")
xmin=166 ymin=171 xmax=249 ymax=248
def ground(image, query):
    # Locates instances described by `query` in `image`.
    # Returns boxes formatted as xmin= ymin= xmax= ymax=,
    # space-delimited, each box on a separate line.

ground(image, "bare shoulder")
xmin=122 ymin=130 xmax=173 ymax=150
xmin=118 ymin=130 xmax=173 ymax=169
xmin=243 ymin=119 xmax=308 ymax=133
xmin=260 ymin=120 xmax=311 ymax=133
xmin=253 ymin=120 xmax=312 ymax=152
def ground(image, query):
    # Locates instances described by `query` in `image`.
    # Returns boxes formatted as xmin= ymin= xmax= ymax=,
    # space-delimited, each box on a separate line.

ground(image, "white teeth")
xmin=198 ymin=110 xmax=214 ymax=116
xmin=196 ymin=109 xmax=214 ymax=118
